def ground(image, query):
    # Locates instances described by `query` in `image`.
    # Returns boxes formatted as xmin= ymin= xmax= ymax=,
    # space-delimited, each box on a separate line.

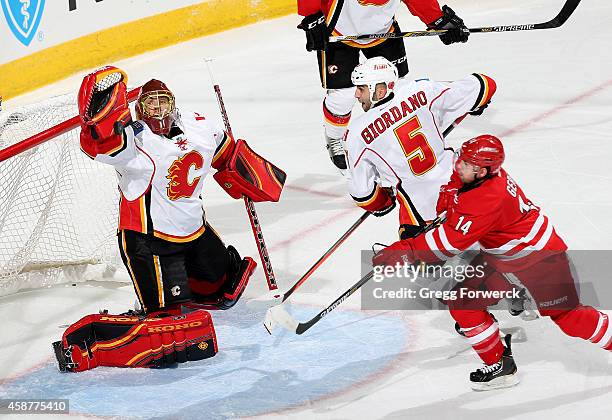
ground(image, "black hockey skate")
xmin=325 ymin=135 xmax=347 ymax=171
xmin=470 ymin=334 xmax=519 ymax=391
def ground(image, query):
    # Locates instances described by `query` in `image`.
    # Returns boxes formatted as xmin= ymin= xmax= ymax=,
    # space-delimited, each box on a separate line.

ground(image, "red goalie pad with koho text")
xmin=214 ymin=139 xmax=287 ymax=202
xmin=52 ymin=308 xmax=217 ymax=372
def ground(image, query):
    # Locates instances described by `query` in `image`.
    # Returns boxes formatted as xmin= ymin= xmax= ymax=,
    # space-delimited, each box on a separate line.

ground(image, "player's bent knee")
xmin=53 ymin=308 xmax=217 ymax=372
xmin=219 ymin=255 xmax=257 ymax=309
xmin=191 ymin=246 xmax=257 ymax=310
xmin=545 ymin=304 xmax=603 ymax=339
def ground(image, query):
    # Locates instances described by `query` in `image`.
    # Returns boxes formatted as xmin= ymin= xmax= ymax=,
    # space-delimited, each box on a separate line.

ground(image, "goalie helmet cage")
xmin=0 ymin=94 xmax=121 ymax=297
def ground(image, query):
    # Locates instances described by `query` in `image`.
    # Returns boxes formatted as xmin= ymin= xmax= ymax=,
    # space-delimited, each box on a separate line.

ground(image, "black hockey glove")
xmin=469 ymin=100 xmax=491 ymax=116
xmin=428 ymin=5 xmax=470 ymax=45
xmin=297 ymin=12 xmax=327 ymax=52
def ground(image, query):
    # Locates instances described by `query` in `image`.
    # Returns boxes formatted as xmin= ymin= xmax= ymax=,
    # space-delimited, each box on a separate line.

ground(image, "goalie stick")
xmin=205 ymin=59 xmax=278 ymax=291
xmin=329 ymin=0 xmax=581 ymax=43
xmin=266 ymin=214 xmax=446 ymax=335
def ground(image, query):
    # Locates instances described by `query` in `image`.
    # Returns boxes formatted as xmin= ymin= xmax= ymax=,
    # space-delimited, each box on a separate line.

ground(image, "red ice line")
xmin=269 ymin=207 xmax=357 ymax=252
xmin=500 ymin=78 xmax=612 ymax=138
xmin=284 ymin=184 xmax=345 ymax=199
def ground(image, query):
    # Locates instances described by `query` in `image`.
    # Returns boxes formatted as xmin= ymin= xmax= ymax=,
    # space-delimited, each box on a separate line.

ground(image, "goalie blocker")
xmin=214 ymin=139 xmax=287 ymax=202
xmin=53 ymin=307 xmax=217 ymax=372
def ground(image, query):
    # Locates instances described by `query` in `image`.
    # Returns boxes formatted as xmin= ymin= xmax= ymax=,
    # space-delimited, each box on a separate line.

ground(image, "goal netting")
xmin=0 ymin=94 xmax=122 ymax=297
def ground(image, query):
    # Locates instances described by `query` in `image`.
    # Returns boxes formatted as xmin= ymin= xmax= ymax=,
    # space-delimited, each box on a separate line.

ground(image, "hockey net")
xmin=0 ymin=94 xmax=122 ymax=297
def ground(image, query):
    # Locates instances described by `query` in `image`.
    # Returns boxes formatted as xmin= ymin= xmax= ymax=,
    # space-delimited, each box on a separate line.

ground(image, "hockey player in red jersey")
xmin=297 ymin=0 xmax=470 ymax=171
xmin=53 ymin=66 xmax=286 ymax=372
xmin=373 ymin=135 xmax=612 ymax=390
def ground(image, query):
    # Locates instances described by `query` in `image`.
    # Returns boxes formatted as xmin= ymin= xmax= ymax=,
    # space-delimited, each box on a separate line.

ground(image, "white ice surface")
xmin=1 ymin=0 xmax=611 ymax=419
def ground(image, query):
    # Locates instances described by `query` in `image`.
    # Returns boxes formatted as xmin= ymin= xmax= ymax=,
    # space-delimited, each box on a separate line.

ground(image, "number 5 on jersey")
xmin=393 ymin=116 xmax=437 ymax=176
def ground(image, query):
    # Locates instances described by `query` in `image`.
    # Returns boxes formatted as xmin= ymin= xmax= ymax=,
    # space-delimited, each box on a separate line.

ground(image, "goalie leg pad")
xmin=213 ymin=139 xmax=286 ymax=202
xmin=52 ymin=309 xmax=217 ymax=372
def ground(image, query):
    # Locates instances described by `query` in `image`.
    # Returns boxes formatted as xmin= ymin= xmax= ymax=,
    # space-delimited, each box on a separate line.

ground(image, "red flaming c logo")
xmin=166 ymin=151 xmax=204 ymax=201
xmin=357 ymin=0 xmax=391 ymax=6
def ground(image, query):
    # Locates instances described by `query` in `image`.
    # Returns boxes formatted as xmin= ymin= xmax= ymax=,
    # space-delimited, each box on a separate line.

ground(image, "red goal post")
xmin=0 ymin=88 xmax=140 ymax=163
xmin=0 ymin=88 xmax=140 ymax=297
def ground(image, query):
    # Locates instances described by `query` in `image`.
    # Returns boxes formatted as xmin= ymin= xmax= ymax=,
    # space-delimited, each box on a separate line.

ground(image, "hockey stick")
xmin=0 ymin=88 xmax=141 ymax=162
xmin=205 ymin=59 xmax=278 ymax=291
xmin=281 ymin=211 xmax=371 ymax=302
xmin=262 ymin=113 xmax=466 ymax=332
xmin=253 ymin=211 xmax=371 ymax=312
xmin=329 ymin=0 xmax=581 ymax=43
xmin=253 ymin=114 xmax=463 ymax=313
xmin=267 ymin=214 xmax=446 ymax=335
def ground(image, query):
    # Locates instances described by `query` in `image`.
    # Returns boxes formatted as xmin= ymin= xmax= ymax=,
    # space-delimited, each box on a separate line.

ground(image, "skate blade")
xmin=471 ymin=373 xmax=520 ymax=391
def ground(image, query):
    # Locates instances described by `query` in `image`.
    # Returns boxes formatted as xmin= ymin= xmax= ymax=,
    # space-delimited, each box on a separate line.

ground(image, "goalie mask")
xmin=351 ymin=57 xmax=398 ymax=106
xmin=136 ymin=79 xmax=177 ymax=136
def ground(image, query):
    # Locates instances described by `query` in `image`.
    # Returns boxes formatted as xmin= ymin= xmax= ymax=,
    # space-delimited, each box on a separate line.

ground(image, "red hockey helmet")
xmin=135 ymin=79 xmax=176 ymax=136
xmin=458 ymin=135 xmax=505 ymax=174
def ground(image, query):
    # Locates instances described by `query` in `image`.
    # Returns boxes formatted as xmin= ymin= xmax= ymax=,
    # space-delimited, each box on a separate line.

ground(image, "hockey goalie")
xmin=53 ymin=66 xmax=286 ymax=371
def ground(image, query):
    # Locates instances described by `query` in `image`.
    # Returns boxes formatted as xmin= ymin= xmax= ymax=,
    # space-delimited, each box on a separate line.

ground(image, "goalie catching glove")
xmin=53 ymin=307 xmax=217 ymax=372
xmin=78 ymin=66 xmax=132 ymax=142
xmin=214 ymin=139 xmax=287 ymax=202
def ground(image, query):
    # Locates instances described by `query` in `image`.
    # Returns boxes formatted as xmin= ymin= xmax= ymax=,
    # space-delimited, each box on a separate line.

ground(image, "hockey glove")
xmin=371 ymin=192 xmax=396 ymax=217
xmin=78 ymin=66 xmax=132 ymax=140
xmin=469 ymin=74 xmax=496 ymax=115
xmin=298 ymin=12 xmax=327 ymax=52
xmin=436 ymin=172 xmax=462 ymax=214
xmin=372 ymin=239 xmax=416 ymax=268
xmin=428 ymin=5 xmax=469 ymax=45
xmin=436 ymin=184 xmax=459 ymax=214
xmin=469 ymin=101 xmax=490 ymax=116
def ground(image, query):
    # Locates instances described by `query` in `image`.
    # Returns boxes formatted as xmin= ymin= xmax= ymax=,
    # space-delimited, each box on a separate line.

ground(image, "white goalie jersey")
xmin=81 ymin=111 xmax=233 ymax=242
xmin=346 ymin=73 xmax=496 ymax=227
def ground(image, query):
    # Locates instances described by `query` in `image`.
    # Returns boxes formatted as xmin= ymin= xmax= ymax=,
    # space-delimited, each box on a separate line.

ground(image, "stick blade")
xmin=247 ymin=290 xmax=283 ymax=310
xmin=265 ymin=305 xmax=298 ymax=334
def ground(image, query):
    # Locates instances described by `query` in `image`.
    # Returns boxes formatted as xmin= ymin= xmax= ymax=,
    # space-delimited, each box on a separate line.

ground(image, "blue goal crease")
xmin=0 ymin=304 xmax=409 ymax=420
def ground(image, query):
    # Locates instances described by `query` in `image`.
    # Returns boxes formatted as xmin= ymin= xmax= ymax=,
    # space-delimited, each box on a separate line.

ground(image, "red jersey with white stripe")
xmin=298 ymin=0 xmax=443 ymax=47
xmin=406 ymin=169 xmax=568 ymax=272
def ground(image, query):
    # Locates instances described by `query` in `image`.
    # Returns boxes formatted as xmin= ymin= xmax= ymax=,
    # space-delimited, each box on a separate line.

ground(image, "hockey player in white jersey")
xmin=297 ymin=0 xmax=470 ymax=171
xmin=53 ymin=66 xmax=286 ymax=371
xmin=345 ymin=57 xmax=496 ymax=238
xmin=79 ymin=69 xmax=260 ymax=313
